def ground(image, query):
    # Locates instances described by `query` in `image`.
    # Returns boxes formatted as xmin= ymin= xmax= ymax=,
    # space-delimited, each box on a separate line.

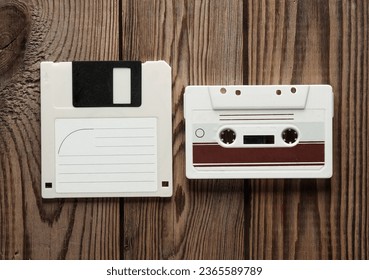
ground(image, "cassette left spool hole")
xmin=220 ymin=129 xmax=236 ymax=144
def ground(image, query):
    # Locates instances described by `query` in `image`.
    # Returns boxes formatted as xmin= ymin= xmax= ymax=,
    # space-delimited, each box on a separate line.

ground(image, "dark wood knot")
xmin=175 ymin=185 xmax=186 ymax=220
xmin=0 ymin=1 xmax=30 ymax=84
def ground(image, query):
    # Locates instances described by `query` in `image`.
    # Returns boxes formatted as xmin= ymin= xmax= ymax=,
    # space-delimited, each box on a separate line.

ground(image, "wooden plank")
xmin=0 ymin=0 xmax=120 ymax=259
xmin=122 ymin=0 xmax=245 ymax=259
xmin=245 ymin=0 xmax=368 ymax=259
xmin=2 ymin=0 xmax=366 ymax=261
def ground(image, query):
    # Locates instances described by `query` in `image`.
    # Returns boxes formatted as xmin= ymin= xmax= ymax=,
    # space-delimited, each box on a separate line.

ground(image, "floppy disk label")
xmin=55 ymin=118 xmax=157 ymax=193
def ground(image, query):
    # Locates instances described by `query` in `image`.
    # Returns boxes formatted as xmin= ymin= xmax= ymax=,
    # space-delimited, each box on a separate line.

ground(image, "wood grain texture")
xmin=0 ymin=0 xmax=120 ymax=259
xmin=0 ymin=0 xmax=368 ymax=260
xmin=121 ymin=0 xmax=245 ymax=259
xmin=245 ymin=0 xmax=368 ymax=259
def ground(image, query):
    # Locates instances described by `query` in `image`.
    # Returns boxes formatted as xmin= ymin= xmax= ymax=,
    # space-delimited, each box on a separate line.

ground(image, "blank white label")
xmin=113 ymin=68 xmax=131 ymax=104
xmin=55 ymin=118 xmax=158 ymax=193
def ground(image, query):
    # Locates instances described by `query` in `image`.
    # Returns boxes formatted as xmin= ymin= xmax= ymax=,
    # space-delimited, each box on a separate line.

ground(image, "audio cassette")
xmin=184 ymin=85 xmax=333 ymax=179
xmin=41 ymin=61 xmax=172 ymax=198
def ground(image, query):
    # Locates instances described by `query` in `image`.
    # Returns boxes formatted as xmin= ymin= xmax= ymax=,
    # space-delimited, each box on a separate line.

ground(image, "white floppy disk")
xmin=41 ymin=61 xmax=172 ymax=198
xmin=184 ymin=85 xmax=333 ymax=179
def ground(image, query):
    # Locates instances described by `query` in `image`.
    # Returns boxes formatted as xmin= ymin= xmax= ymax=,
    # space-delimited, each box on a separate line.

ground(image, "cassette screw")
xmin=220 ymin=129 xmax=236 ymax=144
xmin=282 ymin=128 xmax=298 ymax=144
xmin=195 ymin=128 xmax=205 ymax=138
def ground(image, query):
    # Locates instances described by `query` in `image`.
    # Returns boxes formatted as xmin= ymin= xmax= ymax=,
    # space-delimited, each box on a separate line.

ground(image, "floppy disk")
xmin=41 ymin=61 xmax=172 ymax=198
xmin=184 ymin=85 xmax=333 ymax=179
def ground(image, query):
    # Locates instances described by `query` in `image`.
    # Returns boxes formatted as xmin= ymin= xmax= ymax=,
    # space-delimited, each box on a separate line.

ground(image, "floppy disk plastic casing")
xmin=41 ymin=61 xmax=172 ymax=198
xmin=184 ymin=85 xmax=333 ymax=179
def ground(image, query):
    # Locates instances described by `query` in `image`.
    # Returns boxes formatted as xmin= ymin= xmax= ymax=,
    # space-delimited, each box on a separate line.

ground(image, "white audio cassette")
xmin=41 ymin=61 xmax=172 ymax=198
xmin=184 ymin=85 xmax=333 ymax=179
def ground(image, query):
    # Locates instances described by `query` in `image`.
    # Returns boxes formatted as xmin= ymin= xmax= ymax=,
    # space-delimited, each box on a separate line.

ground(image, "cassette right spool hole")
xmin=220 ymin=129 xmax=236 ymax=145
xmin=282 ymin=128 xmax=298 ymax=144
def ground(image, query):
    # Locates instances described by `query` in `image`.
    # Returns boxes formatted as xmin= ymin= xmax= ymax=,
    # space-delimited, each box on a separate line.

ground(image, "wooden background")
xmin=0 ymin=0 xmax=368 ymax=260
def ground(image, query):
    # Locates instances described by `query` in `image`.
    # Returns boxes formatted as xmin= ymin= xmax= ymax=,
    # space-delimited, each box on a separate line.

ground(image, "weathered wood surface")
xmin=245 ymin=0 xmax=368 ymax=260
xmin=121 ymin=0 xmax=245 ymax=260
xmin=0 ymin=0 xmax=368 ymax=259
xmin=0 ymin=0 xmax=120 ymax=259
